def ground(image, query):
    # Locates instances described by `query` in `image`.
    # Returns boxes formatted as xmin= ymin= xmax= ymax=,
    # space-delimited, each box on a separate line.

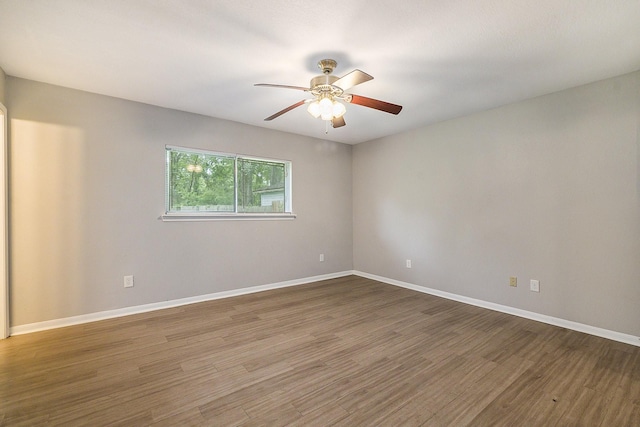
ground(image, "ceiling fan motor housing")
xmin=310 ymin=74 xmax=339 ymax=88
xmin=310 ymin=74 xmax=343 ymax=97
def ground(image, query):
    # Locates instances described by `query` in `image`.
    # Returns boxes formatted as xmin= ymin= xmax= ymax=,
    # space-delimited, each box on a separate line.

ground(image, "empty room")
xmin=0 ymin=1 xmax=639 ymax=425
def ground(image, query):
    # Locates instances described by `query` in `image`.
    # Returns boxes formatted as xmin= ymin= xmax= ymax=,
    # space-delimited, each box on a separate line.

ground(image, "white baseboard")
xmin=10 ymin=270 xmax=640 ymax=348
xmin=353 ymin=271 xmax=640 ymax=348
xmin=9 ymin=271 xmax=353 ymax=336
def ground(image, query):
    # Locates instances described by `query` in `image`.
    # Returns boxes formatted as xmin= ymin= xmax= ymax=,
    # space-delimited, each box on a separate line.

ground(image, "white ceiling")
xmin=1 ymin=1 xmax=639 ymax=145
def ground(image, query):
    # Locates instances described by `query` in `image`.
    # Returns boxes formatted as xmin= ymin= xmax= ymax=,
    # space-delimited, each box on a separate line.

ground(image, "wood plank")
xmin=0 ymin=275 xmax=637 ymax=425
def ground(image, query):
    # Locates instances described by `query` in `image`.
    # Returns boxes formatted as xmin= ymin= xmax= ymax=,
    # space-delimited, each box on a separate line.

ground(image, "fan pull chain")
xmin=325 ymin=120 xmax=329 ymax=134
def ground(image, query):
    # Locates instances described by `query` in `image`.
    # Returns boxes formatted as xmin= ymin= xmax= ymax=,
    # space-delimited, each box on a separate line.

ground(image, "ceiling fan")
xmin=255 ymin=59 xmax=402 ymax=129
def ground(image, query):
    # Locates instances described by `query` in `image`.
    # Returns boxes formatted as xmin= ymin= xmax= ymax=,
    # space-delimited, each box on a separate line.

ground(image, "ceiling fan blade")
xmin=255 ymin=83 xmax=309 ymax=91
xmin=332 ymin=70 xmax=373 ymax=91
xmin=332 ymin=116 xmax=346 ymax=128
xmin=264 ymin=100 xmax=307 ymax=121
xmin=347 ymin=94 xmax=403 ymax=115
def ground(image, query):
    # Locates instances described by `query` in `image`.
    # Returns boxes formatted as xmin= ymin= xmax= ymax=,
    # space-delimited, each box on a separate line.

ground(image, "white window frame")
xmin=162 ymin=145 xmax=294 ymax=221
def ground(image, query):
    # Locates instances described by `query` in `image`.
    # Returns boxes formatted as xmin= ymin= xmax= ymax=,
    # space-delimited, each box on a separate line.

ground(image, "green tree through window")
xmin=237 ymin=158 xmax=285 ymax=212
xmin=166 ymin=146 xmax=291 ymax=215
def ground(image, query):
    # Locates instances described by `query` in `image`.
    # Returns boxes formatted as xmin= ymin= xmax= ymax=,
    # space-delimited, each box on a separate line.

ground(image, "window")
xmin=164 ymin=146 xmax=293 ymax=219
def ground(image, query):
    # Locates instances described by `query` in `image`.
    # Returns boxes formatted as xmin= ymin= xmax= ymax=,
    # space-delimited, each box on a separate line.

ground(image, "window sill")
xmin=159 ymin=213 xmax=297 ymax=222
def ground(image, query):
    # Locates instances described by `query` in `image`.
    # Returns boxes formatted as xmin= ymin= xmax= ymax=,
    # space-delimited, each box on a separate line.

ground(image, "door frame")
xmin=0 ymin=102 xmax=7 ymax=339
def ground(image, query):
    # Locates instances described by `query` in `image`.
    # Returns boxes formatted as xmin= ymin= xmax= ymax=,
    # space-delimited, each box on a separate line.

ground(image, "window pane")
xmin=168 ymin=150 xmax=235 ymax=212
xmin=165 ymin=146 xmax=292 ymax=216
xmin=237 ymin=158 xmax=286 ymax=213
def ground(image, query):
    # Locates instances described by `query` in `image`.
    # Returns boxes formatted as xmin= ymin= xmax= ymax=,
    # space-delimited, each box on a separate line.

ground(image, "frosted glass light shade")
xmin=307 ymin=101 xmax=321 ymax=118
xmin=332 ymin=101 xmax=346 ymax=118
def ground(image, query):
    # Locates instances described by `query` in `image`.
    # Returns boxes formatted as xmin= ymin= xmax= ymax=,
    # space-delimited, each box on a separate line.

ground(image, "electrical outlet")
xmin=319 ymin=253 xmax=325 ymax=262
xmin=124 ymin=275 xmax=134 ymax=288
xmin=510 ymin=276 xmax=517 ymax=287
xmin=530 ymin=279 xmax=540 ymax=292
xmin=406 ymin=259 xmax=412 ymax=268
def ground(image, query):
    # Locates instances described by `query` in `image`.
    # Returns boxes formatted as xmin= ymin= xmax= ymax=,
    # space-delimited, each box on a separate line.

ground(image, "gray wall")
xmin=8 ymin=77 xmax=353 ymax=326
xmin=7 ymin=70 xmax=640 ymax=337
xmin=353 ymin=71 xmax=640 ymax=336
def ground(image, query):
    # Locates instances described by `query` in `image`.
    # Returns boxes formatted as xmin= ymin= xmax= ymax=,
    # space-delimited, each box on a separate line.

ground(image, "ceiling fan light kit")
xmin=307 ymin=97 xmax=346 ymax=120
xmin=255 ymin=59 xmax=402 ymax=130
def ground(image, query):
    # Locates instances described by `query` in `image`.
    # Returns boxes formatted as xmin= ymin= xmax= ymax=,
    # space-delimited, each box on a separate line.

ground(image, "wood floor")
xmin=1 ymin=275 xmax=639 ymax=426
